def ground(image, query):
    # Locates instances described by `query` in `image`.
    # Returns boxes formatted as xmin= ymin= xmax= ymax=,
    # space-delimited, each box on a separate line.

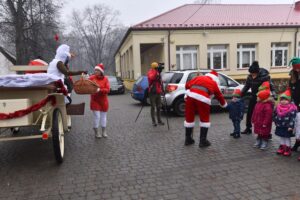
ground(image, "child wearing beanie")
xmin=273 ymin=89 xmax=297 ymax=156
xmin=226 ymin=89 xmax=244 ymax=138
xmin=251 ymin=88 xmax=273 ymax=150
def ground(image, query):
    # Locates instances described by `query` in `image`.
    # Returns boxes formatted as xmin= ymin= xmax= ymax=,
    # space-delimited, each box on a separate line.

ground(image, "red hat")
xmin=257 ymin=89 xmax=270 ymax=101
xmin=94 ymin=63 xmax=104 ymax=73
xmin=280 ymin=89 xmax=292 ymax=101
xmin=258 ymin=81 xmax=270 ymax=91
xmin=233 ymin=89 xmax=242 ymax=97
xmin=205 ymin=70 xmax=219 ymax=84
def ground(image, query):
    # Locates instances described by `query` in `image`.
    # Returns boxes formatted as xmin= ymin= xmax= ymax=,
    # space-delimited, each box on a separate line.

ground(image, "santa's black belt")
xmin=191 ymin=85 xmax=209 ymax=94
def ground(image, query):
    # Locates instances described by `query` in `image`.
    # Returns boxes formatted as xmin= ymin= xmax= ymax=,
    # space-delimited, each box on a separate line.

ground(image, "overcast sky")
xmin=62 ymin=0 xmax=295 ymax=26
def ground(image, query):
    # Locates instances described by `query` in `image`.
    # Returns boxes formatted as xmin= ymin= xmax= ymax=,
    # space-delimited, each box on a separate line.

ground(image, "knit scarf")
xmin=276 ymin=103 xmax=297 ymax=117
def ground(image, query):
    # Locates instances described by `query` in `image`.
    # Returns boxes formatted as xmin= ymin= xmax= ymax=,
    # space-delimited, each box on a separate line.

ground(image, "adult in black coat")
xmin=241 ymin=61 xmax=275 ymax=134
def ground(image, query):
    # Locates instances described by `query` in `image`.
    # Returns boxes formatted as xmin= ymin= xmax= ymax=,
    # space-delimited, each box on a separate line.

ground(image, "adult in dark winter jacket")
xmin=288 ymin=57 xmax=300 ymax=152
xmin=241 ymin=61 xmax=275 ymax=135
xmin=289 ymin=57 xmax=300 ymax=110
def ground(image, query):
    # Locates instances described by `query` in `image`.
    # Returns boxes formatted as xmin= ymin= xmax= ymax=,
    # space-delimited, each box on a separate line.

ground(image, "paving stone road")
xmin=0 ymin=93 xmax=300 ymax=200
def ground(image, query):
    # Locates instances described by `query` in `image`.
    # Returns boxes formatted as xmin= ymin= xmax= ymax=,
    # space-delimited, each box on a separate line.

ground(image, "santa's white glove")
xmin=97 ymin=88 xmax=101 ymax=92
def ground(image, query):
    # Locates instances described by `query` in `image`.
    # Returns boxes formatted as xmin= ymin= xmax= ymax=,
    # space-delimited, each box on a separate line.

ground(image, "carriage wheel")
xmin=52 ymin=108 xmax=65 ymax=164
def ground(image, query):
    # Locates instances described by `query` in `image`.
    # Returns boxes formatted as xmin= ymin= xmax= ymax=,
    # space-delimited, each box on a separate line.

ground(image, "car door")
xmin=218 ymin=74 xmax=230 ymax=97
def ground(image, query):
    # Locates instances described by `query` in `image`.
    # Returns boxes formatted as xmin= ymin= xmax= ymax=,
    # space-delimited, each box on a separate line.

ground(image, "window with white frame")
xmin=271 ymin=43 xmax=289 ymax=67
xmin=176 ymin=46 xmax=198 ymax=70
xmin=207 ymin=45 xmax=227 ymax=70
xmin=237 ymin=44 xmax=256 ymax=69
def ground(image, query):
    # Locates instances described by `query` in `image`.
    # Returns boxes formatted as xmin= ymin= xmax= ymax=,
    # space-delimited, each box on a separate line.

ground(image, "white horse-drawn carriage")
xmin=0 ymin=65 xmax=84 ymax=164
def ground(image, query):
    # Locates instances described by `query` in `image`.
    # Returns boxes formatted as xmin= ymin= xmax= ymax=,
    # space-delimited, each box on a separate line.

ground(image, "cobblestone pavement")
xmin=1 ymin=93 xmax=300 ymax=200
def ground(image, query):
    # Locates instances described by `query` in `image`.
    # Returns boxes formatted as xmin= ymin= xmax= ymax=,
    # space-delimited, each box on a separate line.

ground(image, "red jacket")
xmin=251 ymin=101 xmax=273 ymax=137
xmin=185 ymin=76 xmax=227 ymax=107
xmin=89 ymin=75 xmax=110 ymax=112
xmin=147 ymin=69 xmax=162 ymax=94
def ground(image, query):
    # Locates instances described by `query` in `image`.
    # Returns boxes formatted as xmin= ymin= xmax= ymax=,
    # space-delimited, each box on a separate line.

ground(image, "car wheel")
xmin=174 ymin=98 xmax=185 ymax=116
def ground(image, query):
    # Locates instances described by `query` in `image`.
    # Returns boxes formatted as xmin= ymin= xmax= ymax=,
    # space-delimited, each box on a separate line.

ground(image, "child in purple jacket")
xmin=251 ymin=89 xmax=274 ymax=150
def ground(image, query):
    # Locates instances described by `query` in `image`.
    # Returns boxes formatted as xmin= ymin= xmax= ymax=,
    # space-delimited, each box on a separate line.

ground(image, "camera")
xmin=157 ymin=62 xmax=165 ymax=73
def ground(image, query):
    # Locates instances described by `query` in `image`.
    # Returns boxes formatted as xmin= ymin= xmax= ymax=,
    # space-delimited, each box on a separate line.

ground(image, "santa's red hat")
xmin=257 ymin=89 xmax=270 ymax=101
xmin=94 ymin=63 xmax=104 ymax=74
xmin=205 ymin=70 xmax=219 ymax=84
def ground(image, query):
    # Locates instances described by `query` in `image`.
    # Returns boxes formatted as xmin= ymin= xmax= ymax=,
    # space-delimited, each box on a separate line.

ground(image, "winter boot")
xmin=102 ymin=127 xmax=108 ymax=138
xmin=260 ymin=140 xmax=268 ymax=150
xmin=230 ymin=132 xmax=234 ymax=136
xmin=199 ymin=127 xmax=211 ymax=148
xmin=253 ymin=137 xmax=262 ymax=148
xmin=277 ymin=145 xmax=285 ymax=155
xmin=292 ymin=139 xmax=300 ymax=152
xmin=233 ymin=132 xmax=240 ymax=139
xmin=283 ymin=146 xmax=292 ymax=156
xmin=241 ymin=128 xmax=252 ymax=135
xmin=185 ymin=128 xmax=195 ymax=146
xmin=94 ymin=128 xmax=101 ymax=138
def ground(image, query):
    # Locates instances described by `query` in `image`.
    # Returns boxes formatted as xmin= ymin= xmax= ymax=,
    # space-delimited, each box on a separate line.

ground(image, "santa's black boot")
xmin=199 ymin=127 xmax=211 ymax=148
xmin=292 ymin=139 xmax=300 ymax=152
xmin=185 ymin=128 xmax=195 ymax=146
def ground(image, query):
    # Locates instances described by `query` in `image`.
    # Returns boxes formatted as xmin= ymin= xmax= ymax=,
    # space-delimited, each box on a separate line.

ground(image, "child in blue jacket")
xmin=227 ymin=89 xmax=245 ymax=138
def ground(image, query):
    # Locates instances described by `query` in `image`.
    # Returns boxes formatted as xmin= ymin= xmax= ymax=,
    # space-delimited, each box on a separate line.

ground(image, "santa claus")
xmin=184 ymin=70 xmax=227 ymax=147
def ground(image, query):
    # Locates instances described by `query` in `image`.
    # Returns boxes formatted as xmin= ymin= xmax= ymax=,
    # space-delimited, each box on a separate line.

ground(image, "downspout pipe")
xmin=295 ymin=28 xmax=299 ymax=57
xmin=168 ymin=30 xmax=171 ymax=71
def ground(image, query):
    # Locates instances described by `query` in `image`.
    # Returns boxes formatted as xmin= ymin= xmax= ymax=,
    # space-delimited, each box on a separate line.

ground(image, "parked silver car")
xmin=161 ymin=70 xmax=250 ymax=116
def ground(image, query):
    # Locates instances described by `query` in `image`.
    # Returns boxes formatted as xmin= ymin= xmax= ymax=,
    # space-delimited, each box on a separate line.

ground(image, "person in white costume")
xmin=47 ymin=44 xmax=86 ymax=84
xmin=47 ymin=44 xmax=87 ymax=103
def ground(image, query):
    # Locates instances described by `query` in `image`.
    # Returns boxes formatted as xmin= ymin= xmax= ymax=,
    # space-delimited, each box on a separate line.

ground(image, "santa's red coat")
xmin=185 ymin=76 xmax=227 ymax=107
xmin=89 ymin=75 xmax=110 ymax=112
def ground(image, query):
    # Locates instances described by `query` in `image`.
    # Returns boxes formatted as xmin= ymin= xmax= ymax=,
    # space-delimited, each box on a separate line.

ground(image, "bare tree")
xmin=70 ymin=4 xmax=126 ymax=75
xmin=0 ymin=0 xmax=62 ymax=64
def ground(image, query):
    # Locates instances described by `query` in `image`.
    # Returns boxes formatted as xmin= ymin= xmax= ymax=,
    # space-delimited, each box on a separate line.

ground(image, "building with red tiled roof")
xmin=115 ymin=2 xmax=300 ymax=88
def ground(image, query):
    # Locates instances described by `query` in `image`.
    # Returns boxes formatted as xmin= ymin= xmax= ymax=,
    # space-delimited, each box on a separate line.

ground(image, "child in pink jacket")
xmin=251 ymin=89 xmax=274 ymax=150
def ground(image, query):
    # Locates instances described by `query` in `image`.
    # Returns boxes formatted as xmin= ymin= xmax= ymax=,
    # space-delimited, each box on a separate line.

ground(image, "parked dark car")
xmin=108 ymin=76 xmax=125 ymax=94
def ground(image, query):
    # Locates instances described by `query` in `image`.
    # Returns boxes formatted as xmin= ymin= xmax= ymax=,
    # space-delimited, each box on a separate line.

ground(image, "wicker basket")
xmin=74 ymin=77 xmax=99 ymax=95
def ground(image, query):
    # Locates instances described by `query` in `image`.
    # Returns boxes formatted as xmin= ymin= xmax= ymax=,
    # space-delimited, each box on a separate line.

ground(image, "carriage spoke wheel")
xmin=52 ymin=108 xmax=65 ymax=164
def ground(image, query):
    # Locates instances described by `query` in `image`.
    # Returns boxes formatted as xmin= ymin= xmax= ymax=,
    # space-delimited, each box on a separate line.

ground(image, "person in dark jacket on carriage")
xmin=226 ymin=89 xmax=244 ymax=139
xmin=241 ymin=61 xmax=275 ymax=135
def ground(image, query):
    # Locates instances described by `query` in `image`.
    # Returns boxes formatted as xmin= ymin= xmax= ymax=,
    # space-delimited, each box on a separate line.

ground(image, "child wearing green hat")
xmin=273 ymin=89 xmax=297 ymax=156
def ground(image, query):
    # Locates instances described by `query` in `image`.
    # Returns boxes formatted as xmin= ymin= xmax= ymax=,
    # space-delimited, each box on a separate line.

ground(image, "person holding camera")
xmin=147 ymin=62 xmax=165 ymax=126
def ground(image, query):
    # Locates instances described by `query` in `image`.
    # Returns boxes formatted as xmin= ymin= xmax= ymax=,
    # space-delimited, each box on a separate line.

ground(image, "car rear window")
xmin=108 ymin=77 xmax=117 ymax=83
xmin=135 ymin=76 xmax=144 ymax=85
xmin=169 ymin=73 xmax=184 ymax=84
xmin=162 ymin=72 xmax=175 ymax=83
